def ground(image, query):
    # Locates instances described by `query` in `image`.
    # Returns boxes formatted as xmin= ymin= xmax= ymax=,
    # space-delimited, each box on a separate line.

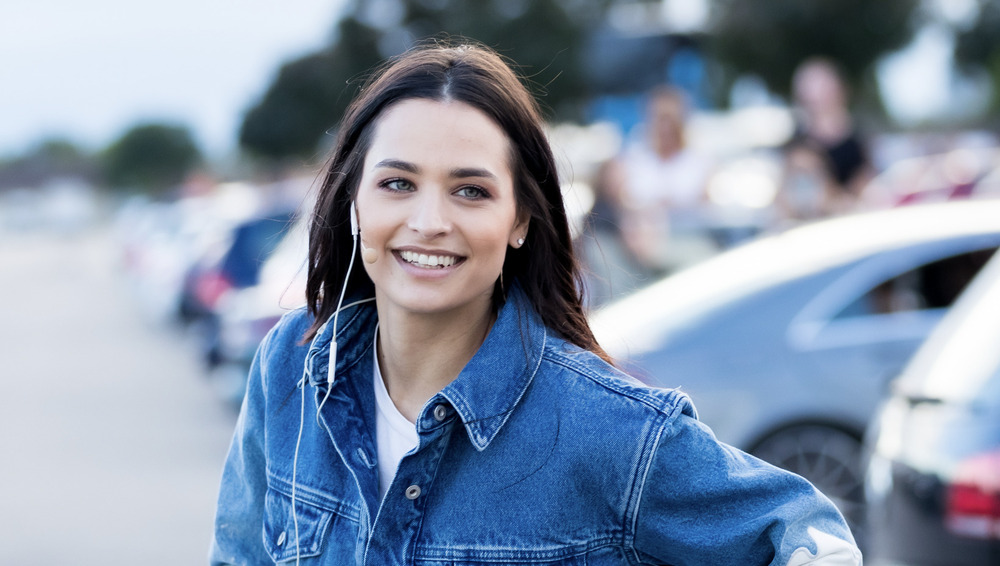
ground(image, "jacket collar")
xmin=304 ymin=286 xmax=547 ymax=451
xmin=304 ymin=296 xmax=379 ymax=387
xmin=437 ymin=286 xmax=547 ymax=451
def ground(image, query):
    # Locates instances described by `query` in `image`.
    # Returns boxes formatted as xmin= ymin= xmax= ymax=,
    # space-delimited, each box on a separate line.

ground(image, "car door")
xmin=786 ymin=239 xmax=998 ymax=426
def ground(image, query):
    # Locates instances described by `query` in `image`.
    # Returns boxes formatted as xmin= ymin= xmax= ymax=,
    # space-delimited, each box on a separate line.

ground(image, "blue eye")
xmin=456 ymin=186 xmax=489 ymax=199
xmin=382 ymin=179 xmax=414 ymax=192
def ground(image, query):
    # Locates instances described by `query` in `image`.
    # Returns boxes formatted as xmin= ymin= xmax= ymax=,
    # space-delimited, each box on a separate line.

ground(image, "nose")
xmin=406 ymin=190 xmax=451 ymax=238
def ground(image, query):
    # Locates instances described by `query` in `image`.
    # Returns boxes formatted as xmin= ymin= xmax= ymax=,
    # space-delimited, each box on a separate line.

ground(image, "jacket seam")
xmin=265 ymin=471 xmax=363 ymax=521
xmin=543 ymin=347 xmax=688 ymax=419
xmin=257 ymin=308 xmax=287 ymax=398
xmin=623 ymin=411 xmax=669 ymax=566
xmin=410 ymin=535 xmax=622 ymax=561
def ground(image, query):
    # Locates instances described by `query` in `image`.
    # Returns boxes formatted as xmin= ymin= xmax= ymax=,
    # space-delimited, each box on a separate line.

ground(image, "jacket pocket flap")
xmin=263 ymin=488 xmax=334 ymax=562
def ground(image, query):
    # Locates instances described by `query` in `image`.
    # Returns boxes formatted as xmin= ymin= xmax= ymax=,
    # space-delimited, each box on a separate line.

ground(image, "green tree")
xmin=239 ymin=0 xmax=610 ymax=162
xmin=102 ymin=123 xmax=202 ymax=193
xmin=0 ymin=138 xmax=98 ymax=190
xmin=239 ymin=18 xmax=383 ymax=163
xmin=707 ymin=0 xmax=921 ymax=106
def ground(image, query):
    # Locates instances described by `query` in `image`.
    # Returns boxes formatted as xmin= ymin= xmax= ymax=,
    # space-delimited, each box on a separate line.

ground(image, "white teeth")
xmin=400 ymin=250 xmax=458 ymax=268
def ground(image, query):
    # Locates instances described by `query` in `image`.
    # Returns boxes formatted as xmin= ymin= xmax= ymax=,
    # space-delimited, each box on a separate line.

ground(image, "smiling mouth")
xmin=398 ymin=250 xmax=462 ymax=269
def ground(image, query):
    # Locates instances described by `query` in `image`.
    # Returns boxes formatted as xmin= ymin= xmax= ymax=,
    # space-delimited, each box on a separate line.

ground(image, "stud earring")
xmin=516 ymin=237 xmax=525 ymax=247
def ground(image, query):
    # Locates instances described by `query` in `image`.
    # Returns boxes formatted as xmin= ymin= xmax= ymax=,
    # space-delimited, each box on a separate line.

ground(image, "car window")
xmin=833 ymin=248 xmax=997 ymax=319
xmin=896 ymin=249 xmax=1000 ymax=404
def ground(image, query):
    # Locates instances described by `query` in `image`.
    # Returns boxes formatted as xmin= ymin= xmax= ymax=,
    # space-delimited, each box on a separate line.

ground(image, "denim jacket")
xmin=211 ymin=287 xmax=861 ymax=565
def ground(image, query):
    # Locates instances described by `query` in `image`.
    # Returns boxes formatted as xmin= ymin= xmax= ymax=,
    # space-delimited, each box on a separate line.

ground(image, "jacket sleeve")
xmin=209 ymin=324 xmax=278 ymax=566
xmin=631 ymin=406 xmax=862 ymax=566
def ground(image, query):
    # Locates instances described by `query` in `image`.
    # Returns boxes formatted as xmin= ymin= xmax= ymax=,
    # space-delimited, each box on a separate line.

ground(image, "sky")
xmin=0 ymin=0 xmax=978 ymax=161
xmin=0 ymin=0 xmax=346 ymax=158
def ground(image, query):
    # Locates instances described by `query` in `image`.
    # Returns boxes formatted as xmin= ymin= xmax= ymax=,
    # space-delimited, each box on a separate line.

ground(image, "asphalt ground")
xmin=0 ymin=228 xmax=238 ymax=565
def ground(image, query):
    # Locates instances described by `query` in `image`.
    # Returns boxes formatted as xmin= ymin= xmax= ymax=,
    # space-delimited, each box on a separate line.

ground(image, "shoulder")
xmin=263 ymin=307 xmax=313 ymax=353
xmin=254 ymin=307 xmax=314 ymax=383
xmin=538 ymin=335 xmax=697 ymax=426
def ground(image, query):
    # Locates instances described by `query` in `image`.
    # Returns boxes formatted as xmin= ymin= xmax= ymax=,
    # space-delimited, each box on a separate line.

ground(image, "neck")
xmin=375 ymin=295 xmax=495 ymax=422
xmin=653 ymin=138 xmax=681 ymax=160
xmin=804 ymin=107 xmax=852 ymax=143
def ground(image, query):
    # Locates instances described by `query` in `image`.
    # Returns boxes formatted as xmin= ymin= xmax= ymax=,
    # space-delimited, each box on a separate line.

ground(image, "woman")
xmin=790 ymin=58 xmax=872 ymax=214
xmin=211 ymin=43 xmax=861 ymax=565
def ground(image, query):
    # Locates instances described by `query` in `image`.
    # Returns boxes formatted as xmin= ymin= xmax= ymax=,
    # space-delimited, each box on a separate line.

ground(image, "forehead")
xmin=365 ymin=99 xmax=512 ymax=170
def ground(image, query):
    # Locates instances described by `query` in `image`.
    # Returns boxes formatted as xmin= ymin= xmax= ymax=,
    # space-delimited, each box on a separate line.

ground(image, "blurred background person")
xmin=774 ymin=136 xmax=839 ymax=225
xmin=789 ymin=57 xmax=874 ymax=215
xmin=611 ymin=86 xmax=715 ymax=277
xmin=577 ymin=158 xmax=650 ymax=309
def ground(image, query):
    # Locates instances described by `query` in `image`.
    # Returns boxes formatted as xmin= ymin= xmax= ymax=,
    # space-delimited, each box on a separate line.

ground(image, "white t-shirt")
xmin=620 ymin=144 xmax=710 ymax=211
xmin=373 ymin=345 xmax=419 ymax=500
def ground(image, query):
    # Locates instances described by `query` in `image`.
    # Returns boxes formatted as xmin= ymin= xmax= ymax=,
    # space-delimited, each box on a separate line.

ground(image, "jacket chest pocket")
xmin=262 ymin=487 xmax=359 ymax=563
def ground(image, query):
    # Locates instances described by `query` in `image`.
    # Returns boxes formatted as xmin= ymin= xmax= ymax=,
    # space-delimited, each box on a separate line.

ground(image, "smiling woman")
xmin=355 ymin=99 xmax=525 ymax=328
xmin=209 ymin=41 xmax=863 ymax=566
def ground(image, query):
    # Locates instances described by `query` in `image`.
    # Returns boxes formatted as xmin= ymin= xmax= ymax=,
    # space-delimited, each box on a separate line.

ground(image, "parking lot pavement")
xmin=0 ymin=229 xmax=237 ymax=565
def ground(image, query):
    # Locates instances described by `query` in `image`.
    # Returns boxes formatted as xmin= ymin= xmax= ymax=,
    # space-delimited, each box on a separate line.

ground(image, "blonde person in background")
xmin=612 ymin=86 xmax=715 ymax=276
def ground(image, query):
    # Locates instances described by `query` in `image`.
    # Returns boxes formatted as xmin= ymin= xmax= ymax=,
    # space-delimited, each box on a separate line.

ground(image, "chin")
xmin=384 ymin=286 xmax=495 ymax=317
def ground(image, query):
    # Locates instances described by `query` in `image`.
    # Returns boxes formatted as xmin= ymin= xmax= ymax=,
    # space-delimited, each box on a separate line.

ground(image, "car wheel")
xmin=750 ymin=424 xmax=865 ymax=544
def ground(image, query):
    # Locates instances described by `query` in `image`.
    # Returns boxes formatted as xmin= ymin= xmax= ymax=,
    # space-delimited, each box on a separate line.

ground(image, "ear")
xmin=509 ymin=212 xmax=530 ymax=248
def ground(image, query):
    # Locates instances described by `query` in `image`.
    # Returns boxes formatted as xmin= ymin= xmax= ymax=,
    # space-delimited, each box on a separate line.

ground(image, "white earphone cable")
xmin=291 ymin=369 xmax=306 ymax=564
xmin=291 ymin=204 xmax=366 ymax=565
xmin=316 ymin=236 xmax=358 ymax=419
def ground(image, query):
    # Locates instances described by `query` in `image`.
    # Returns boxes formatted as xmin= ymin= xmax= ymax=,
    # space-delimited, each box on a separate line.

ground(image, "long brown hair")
xmin=304 ymin=41 xmax=609 ymax=362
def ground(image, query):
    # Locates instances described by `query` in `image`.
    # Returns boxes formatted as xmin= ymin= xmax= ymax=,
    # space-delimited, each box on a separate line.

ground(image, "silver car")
xmin=590 ymin=200 xmax=1000 ymax=538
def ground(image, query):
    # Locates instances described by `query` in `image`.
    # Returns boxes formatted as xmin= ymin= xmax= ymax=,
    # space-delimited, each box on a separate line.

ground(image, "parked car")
xmin=863 ymin=145 xmax=1000 ymax=209
xmin=177 ymin=207 xmax=297 ymax=368
xmin=208 ymin=214 xmax=309 ymax=406
xmin=115 ymin=183 xmax=267 ymax=324
xmin=864 ymin=248 xmax=1000 ymax=565
xmin=590 ymin=200 xmax=1000 ymax=539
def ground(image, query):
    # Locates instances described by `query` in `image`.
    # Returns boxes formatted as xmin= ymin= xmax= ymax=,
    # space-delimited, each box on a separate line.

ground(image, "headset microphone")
xmin=352 ymin=202 xmax=378 ymax=264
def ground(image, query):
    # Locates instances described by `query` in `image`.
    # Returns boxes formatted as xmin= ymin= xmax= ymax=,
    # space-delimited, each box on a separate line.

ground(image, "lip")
xmin=392 ymin=247 xmax=466 ymax=275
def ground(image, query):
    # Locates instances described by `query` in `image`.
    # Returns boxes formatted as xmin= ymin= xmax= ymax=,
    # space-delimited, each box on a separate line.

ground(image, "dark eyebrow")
xmin=373 ymin=159 xmax=419 ymax=173
xmin=373 ymin=159 xmax=497 ymax=181
xmin=450 ymin=167 xmax=497 ymax=180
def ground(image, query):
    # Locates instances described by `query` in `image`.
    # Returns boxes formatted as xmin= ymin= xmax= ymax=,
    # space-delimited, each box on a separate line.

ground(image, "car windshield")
xmin=895 ymin=249 xmax=1000 ymax=404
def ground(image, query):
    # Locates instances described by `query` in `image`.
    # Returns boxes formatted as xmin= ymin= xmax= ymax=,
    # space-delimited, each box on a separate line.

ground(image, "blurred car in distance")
xmin=864 ymin=248 xmax=1000 ymax=565
xmin=177 ymin=207 xmax=297 ymax=369
xmin=863 ymin=145 xmax=1000 ymax=208
xmin=115 ymin=183 xmax=267 ymax=324
xmin=590 ymin=200 xmax=1000 ymax=540
xmin=209 ymin=215 xmax=309 ymax=406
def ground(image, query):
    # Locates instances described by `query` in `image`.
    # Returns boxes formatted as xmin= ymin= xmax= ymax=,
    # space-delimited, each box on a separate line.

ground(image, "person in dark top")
xmin=790 ymin=57 xmax=873 ymax=214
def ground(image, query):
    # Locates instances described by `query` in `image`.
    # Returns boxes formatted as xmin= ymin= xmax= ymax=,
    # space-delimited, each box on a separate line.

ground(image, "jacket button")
xmin=276 ymin=531 xmax=286 ymax=546
xmin=433 ymin=404 xmax=448 ymax=421
xmin=405 ymin=484 xmax=422 ymax=500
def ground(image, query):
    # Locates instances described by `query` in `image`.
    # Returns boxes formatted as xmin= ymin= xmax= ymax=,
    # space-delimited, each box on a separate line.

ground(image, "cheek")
xmin=354 ymin=191 xmax=391 ymax=244
xmin=469 ymin=223 xmax=516 ymax=262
